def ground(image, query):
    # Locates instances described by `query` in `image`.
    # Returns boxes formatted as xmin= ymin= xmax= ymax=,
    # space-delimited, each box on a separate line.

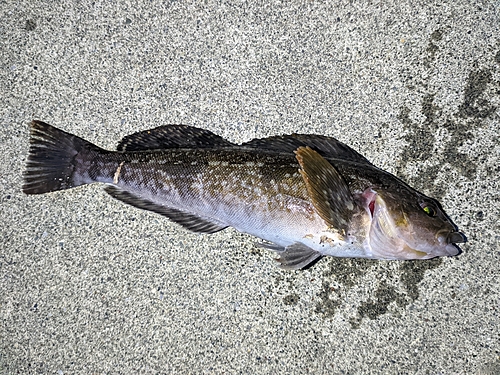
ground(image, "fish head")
xmin=360 ymin=188 xmax=466 ymax=260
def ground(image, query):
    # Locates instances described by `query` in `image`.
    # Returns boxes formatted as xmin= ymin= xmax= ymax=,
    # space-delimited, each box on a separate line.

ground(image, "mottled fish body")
xmin=23 ymin=121 xmax=466 ymax=269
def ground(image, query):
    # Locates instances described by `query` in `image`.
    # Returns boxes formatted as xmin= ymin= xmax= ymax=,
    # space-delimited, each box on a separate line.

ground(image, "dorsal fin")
xmin=117 ymin=125 xmax=235 ymax=151
xmin=242 ymin=133 xmax=372 ymax=165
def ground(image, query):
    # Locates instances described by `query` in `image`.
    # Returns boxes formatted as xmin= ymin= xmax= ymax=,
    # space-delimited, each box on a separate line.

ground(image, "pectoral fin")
xmin=295 ymin=146 xmax=355 ymax=233
xmin=259 ymin=242 xmax=322 ymax=270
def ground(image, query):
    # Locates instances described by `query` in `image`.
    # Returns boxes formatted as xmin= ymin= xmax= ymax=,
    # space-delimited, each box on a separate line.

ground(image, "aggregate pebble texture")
xmin=1 ymin=1 xmax=499 ymax=374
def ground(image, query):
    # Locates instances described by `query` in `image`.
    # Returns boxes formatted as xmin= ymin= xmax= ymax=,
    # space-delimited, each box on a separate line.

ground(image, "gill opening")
xmin=360 ymin=188 xmax=377 ymax=218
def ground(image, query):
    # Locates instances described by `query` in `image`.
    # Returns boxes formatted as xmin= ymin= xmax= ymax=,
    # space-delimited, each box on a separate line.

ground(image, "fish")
xmin=23 ymin=120 xmax=466 ymax=269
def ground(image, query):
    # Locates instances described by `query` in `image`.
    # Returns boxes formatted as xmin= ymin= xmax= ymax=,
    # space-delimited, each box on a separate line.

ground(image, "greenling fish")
xmin=23 ymin=120 xmax=466 ymax=269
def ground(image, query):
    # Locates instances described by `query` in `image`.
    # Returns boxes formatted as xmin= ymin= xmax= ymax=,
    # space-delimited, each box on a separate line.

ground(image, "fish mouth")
xmin=435 ymin=230 xmax=466 ymax=257
xmin=402 ymin=231 xmax=465 ymax=259
xmin=447 ymin=231 xmax=467 ymax=244
xmin=439 ymin=231 xmax=466 ymax=257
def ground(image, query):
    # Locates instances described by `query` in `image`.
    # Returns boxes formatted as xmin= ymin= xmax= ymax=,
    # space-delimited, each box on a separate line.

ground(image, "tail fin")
xmin=23 ymin=120 xmax=101 ymax=194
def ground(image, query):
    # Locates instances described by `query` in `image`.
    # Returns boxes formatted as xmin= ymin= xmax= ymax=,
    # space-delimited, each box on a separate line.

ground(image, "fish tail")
xmin=23 ymin=120 xmax=103 ymax=194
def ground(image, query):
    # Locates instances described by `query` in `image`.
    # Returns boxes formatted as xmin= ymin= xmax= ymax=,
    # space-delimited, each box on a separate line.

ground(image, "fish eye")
xmin=422 ymin=204 xmax=437 ymax=217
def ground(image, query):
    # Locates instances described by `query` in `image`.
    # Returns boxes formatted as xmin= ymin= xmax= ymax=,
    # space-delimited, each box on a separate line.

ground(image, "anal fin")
xmin=259 ymin=242 xmax=322 ymax=270
xmin=104 ymin=186 xmax=227 ymax=234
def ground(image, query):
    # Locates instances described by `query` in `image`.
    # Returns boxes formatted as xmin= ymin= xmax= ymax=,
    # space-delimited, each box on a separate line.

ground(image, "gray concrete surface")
xmin=1 ymin=1 xmax=499 ymax=373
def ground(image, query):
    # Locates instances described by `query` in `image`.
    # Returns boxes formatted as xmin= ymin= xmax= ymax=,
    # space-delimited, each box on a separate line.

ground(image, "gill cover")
xmin=367 ymin=194 xmax=426 ymax=259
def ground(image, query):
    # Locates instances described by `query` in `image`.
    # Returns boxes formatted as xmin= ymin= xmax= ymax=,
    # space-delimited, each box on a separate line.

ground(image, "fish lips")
xmin=448 ymin=231 xmax=467 ymax=244
xmin=441 ymin=232 xmax=467 ymax=256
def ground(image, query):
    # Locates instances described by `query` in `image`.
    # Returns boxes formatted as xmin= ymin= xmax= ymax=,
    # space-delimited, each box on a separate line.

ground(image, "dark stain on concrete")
xmin=395 ymin=64 xmax=500 ymax=199
xmin=349 ymin=281 xmax=399 ymax=329
xmin=397 ymin=99 xmax=451 ymax=200
xmin=357 ymin=281 xmax=398 ymax=319
xmin=283 ymin=293 xmax=300 ymax=306
xmin=430 ymin=29 xmax=444 ymax=41
xmin=315 ymin=258 xmax=375 ymax=318
xmin=322 ymin=257 xmax=376 ymax=288
xmin=315 ymin=258 xmax=443 ymax=327
xmin=441 ymin=119 xmax=478 ymax=180
xmin=425 ymin=43 xmax=439 ymax=67
xmin=458 ymin=69 xmax=496 ymax=119
xmin=399 ymin=258 xmax=443 ymax=301
xmin=396 ymin=41 xmax=499 ymax=197
xmin=315 ymin=282 xmax=344 ymax=317
xmin=397 ymin=104 xmax=435 ymax=163
xmin=25 ymin=19 xmax=36 ymax=32
xmin=424 ymin=28 xmax=446 ymax=67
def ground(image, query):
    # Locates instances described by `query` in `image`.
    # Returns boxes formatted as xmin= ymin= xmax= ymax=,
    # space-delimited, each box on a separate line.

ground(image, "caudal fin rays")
xmin=23 ymin=121 xmax=101 ymax=194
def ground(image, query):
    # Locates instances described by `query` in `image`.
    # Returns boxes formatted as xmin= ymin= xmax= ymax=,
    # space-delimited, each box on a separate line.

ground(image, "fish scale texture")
xmin=1 ymin=1 xmax=499 ymax=374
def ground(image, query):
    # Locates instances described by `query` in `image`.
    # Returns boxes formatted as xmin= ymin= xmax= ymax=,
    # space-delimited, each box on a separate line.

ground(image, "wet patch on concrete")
xmin=349 ymin=280 xmax=399 ymax=328
xmin=315 ymin=258 xmax=376 ymax=318
xmin=424 ymin=28 xmax=446 ymax=68
xmin=314 ymin=258 xmax=442 ymax=327
xmin=283 ymin=293 xmax=300 ymax=306
xmin=396 ymin=49 xmax=499 ymax=199
xmin=458 ymin=68 xmax=497 ymax=119
xmin=25 ymin=19 xmax=37 ymax=32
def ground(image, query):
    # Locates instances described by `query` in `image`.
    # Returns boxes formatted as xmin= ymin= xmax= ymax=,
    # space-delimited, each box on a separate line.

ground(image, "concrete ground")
xmin=1 ymin=1 xmax=499 ymax=373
